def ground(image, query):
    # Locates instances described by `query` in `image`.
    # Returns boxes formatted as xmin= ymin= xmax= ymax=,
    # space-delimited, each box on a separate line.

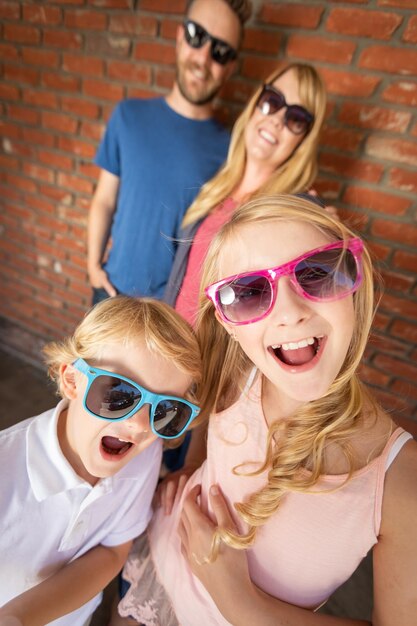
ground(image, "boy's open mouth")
xmin=269 ymin=336 xmax=323 ymax=367
xmin=101 ymin=436 xmax=133 ymax=456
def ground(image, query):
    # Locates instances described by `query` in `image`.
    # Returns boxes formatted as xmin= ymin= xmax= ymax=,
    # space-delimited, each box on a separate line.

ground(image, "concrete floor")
xmin=0 ymin=348 xmax=373 ymax=624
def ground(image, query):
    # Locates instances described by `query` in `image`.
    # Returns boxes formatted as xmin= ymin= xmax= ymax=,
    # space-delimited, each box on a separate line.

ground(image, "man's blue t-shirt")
xmin=95 ymin=97 xmax=230 ymax=298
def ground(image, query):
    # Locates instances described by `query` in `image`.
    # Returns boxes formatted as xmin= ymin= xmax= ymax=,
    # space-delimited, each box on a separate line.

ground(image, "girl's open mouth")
xmin=269 ymin=336 xmax=324 ymax=370
xmin=101 ymin=436 xmax=133 ymax=457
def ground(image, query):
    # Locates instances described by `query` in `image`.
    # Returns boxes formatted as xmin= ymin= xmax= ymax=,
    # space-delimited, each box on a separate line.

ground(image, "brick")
xmin=241 ymin=57 xmax=286 ymax=82
xmin=379 ymin=292 xmax=417 ymax=323
xmin=372 ymin=387 xmax=414 ymax=416
xmin=140 ymin=0 xmax=186 ymax=12
xmin=0 ymin=121 xmax=22 ymax=140
xmin=4 ymin=64 xmax=39 ymax=87
xmin=80 ymin=120 xmax=104 ymax=142
xmin=373 ymin=353 xmax=417 ymax=383
xmin=38 ymin=150 xmax=73 ymax=171
xmin=366 ymin=136 xmax=417 ymax=167
xmin=58 ymin=136 xmax=96 ymax=159
xmin=62 ymin=53 xmax=104 ymax=77
xmin=85 ymin=34 xmax=130 ymax=58
xmin=161 ymin=19 xmax=181 ymax=41
xmin=6 ymin=173 xmax=38 ymax=194
xmin=260 ymin=3 xmax=324 ymax=29
xmin=0 ymin=1 xmax=20 ymax=19
xmin=42 ymin=71 xmax=80 ymax=93
xmin=23 ymin=162 xmax=55 ymax=185
xmin=107 ymin=61 xmax=152 ymax=84
xmin=286 ymin=34 xmax=355 ymax=65
xmin=43 ymin=29 xmax=82 ymax=49
xmin=38 ymin=184 xmax=73 ymax=204
xmin=154 ymin=69 xmax=176 ymax=91
xmin=373 ymin=311 xmax=390 ymax=332
xmin=388 ymin=167 xmax=417 ymax=194
xmin=342 ymin=186 xmax=410 ymax=216
xmin=23 ymin=4 xmax=62 ymax=25
xmin=390 ymin=379 xmax=417 ymax=403
xmin=359 ymin=46 xmax=417 ymax=75
xmin=372 ymin=218 xmax=417 ymax=246
xmin=378 ymin=0 xmax=417 ymax=8
xmin=320 ymin=68 xmax=380 ymax=97
xmin=134 ymin=42 xmax=176 ymax=65
xmin=42 ymin=111 xmax=79 ymax=134
xmin=64 ymin=9 xmax=107 ymax=30
xmin=243 ymin=28 xmax=281 ymax=54
xmin=338 ymin=102 xmax=410 ymax=133
xmin=109 ymin=14 xmax=157 ymax=36
xmin=22 ymin=128 xmax=55 ymax=149
xmin=391 ymin=319 xmax=417 ymax=344
xmin=90 ymin=0 xmax=131 ymax=7
xmin=21 ymin=47 xmax=59 ymax=68
xmin=326 ymin=8 xmax=402 ymax=40
xmin=382 ymin=81 xmax=417 ymax=107
xmin=57 ymin=173 xmax=94 ymax=195
xmin=403 ymin=15 xmax=417 ymax=44
xmin=392 ymin=250 xmax=417 ymax=273
xmin=0 ymin=43 xmax=19 ymax=61
xmin=0 ymin=154 xmax=18 ymax=171
xmin=60 ymin=96 xmax=99 ymax=120
xmin=321 ymin=125 xmax=363 ymax=153
xmin=360 ymin=364 xmax=390 ymax=387
xmin=23 ymin=89 xmax=58 ymax=109
xmin=4 ymin=23 xmax=40 ymax=45
xmin=25 ymin=194 xmax=56 ymax=215
xmin=319 ymin=152 xmax=384 ymax=183
xmin=7 ymin=104 xmax=40 ymax=126
xmin=83 ymin=79 xmax=124 ymax=102
xmin=381 ymin=270 xmax=414 ymax=294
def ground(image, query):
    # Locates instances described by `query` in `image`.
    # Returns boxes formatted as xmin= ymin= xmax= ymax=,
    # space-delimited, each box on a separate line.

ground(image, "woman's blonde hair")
xmin=43 ymin=296 xmax=202 ymax=443
xmin=196 ymin=194 xmax=378 ymax=554
xmin=182 ymin=62 xmax=327 ymax=228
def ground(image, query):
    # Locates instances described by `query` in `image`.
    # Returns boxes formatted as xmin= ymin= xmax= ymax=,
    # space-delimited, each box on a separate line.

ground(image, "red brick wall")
xmin=0 ymin=0 xmax=416 ymax=426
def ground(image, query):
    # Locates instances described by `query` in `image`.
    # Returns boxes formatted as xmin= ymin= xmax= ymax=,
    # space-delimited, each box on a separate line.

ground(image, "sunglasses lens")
xmin=184 ymin=20 xmax=204 ymax=48
xmin=184 ymin=20 xmax=236 ymax=65
xmin=86 ymin=376 xmax=142 ymax=420
xmin=295 ymin=248 xmax=358 ymax=300
xmin=217 ymin=275 xmax=272 ymax=323
xmin=153 ymin=400 xmax=192 ymax=438
xmin=285 ymin=107 xmax=313 ymax=135
xmin=257 ymin=88 xmax=285 ymax=116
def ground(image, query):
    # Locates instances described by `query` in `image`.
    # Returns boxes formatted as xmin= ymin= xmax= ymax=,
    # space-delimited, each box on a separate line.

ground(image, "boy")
xmin=0 ymin=296 xmax=201 ymax=626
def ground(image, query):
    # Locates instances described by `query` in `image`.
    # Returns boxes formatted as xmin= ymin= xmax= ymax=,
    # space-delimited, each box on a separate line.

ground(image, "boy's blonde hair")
xmin=182 ymin=62 xmax=327 ymax=228
xmin=43 ymin=296 xmax=202 ymax=410
xmin=196 ymin=194 xmax=378 ymax=554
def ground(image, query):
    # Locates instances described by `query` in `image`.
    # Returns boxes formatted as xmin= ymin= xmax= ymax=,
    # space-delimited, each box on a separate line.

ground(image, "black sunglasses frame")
xmin=183 ymin=19 xmax=237 ymax=66
xmin=256 ymin=84 xmax=314 ymax=135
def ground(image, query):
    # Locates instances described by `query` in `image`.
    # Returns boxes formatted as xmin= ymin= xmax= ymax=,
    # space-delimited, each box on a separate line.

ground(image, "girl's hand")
xmin=178 ymin=484 xmax=254 ymax=619
xmin=154 ymin=466 xmax=196 ymax=515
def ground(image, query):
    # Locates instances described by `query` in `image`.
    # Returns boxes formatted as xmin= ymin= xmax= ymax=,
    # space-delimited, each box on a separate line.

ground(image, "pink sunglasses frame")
xmin=205 ymin=237 xmax=364 ymax=326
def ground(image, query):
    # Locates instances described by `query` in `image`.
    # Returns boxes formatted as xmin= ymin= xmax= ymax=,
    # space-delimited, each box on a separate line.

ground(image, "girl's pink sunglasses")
xmin=205 ymin=238 xmax=364 ymax=326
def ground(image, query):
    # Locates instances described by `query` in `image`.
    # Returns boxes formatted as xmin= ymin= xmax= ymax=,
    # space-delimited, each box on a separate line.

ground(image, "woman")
xmin=165 ymin=61 xmax=328 ymax=326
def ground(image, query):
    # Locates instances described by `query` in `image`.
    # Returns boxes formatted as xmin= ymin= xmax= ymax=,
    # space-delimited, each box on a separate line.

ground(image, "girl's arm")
xmin=179 ymin=472 xmax=417 ymax=626
xmin=0 ymin=540 xmax=132 ymax=626
xmin=156 ymin=420 xmax=208 ymax=515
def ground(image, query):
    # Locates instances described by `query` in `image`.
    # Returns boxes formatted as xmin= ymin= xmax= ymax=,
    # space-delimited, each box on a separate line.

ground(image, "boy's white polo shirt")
xmin=0 ymin=400 xmax=162 ymax=626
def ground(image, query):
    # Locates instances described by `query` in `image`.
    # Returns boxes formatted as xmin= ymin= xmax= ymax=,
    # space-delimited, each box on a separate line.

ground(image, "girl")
xmin=117 ymin=196 xmax=417 ymax=625
xmin=165 ymin=61 xmax=328 ymax=326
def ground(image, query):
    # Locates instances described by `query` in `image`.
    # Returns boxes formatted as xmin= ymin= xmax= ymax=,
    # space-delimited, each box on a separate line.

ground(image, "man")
xmin=87 ymin=0 xmax=251 ymax=304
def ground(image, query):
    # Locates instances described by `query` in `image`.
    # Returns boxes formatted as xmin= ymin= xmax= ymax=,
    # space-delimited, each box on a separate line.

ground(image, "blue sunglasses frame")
xmin=72 ymin=358 xmax=200 ymax=440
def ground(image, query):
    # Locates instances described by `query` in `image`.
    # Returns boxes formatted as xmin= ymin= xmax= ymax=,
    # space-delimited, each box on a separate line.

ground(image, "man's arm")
xmin=0 ymin=541 xmax=132 ymax=626
xmin=87 ymin=169 xmax=120 ymax=297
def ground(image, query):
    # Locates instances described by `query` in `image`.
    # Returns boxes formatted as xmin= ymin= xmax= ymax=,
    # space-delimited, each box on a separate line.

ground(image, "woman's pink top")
xmin=175 ymin=197 xmax=237 ymax=326
xmin=143 ymin=374 xmax=411 ymax=624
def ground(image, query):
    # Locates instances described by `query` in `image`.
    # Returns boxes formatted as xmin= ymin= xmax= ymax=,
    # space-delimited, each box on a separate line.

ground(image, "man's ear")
xmin=60 ymin=363 xmax=78 ymax=400
xmin=176 ymin=22 xmax=185 ymax=48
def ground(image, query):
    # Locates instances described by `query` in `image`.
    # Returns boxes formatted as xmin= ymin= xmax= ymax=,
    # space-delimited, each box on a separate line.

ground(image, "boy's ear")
xmin=60 ymin=363 xmax=78 ymax=400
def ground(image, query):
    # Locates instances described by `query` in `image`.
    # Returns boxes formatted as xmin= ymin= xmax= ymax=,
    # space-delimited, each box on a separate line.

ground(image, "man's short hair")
xmin=187 ymin=0 xmax=252 ymax=26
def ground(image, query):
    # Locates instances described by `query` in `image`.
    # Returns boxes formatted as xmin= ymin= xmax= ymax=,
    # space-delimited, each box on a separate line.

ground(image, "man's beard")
xmin=176 ymin=62 xmax=222 ymax=106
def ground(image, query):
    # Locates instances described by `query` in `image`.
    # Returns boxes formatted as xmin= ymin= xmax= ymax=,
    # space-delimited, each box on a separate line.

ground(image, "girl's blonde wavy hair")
xmin=43 ymin=296 xmax=202 ymax=446
xmin=182 ymin=62 xmax=327 ymax=228
xmin=196 ymin=194 xmax=378 ymax=554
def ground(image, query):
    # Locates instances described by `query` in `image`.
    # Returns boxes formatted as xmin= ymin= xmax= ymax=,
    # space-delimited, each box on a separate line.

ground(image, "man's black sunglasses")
xmin=183 ymin=19 xmax=237 ymax=66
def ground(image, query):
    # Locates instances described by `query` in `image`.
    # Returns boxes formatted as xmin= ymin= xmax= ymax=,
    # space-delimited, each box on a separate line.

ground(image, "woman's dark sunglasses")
xmin=73 ymin=358 xmax=200 ymax=440
xmin=183 ymin=19 xmax=237 ymax=66
xmin=256 ymin=84 xmax=314 ymax=135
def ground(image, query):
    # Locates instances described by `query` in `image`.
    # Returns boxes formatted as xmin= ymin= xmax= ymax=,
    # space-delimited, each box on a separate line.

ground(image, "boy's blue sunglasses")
xmin=72 ymin=358 xmax=200 ymax=440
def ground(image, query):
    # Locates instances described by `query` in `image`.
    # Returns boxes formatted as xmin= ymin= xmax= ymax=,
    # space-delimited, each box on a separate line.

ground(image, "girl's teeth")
xmin=274 ymin=337 xmax=316 ymax=351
